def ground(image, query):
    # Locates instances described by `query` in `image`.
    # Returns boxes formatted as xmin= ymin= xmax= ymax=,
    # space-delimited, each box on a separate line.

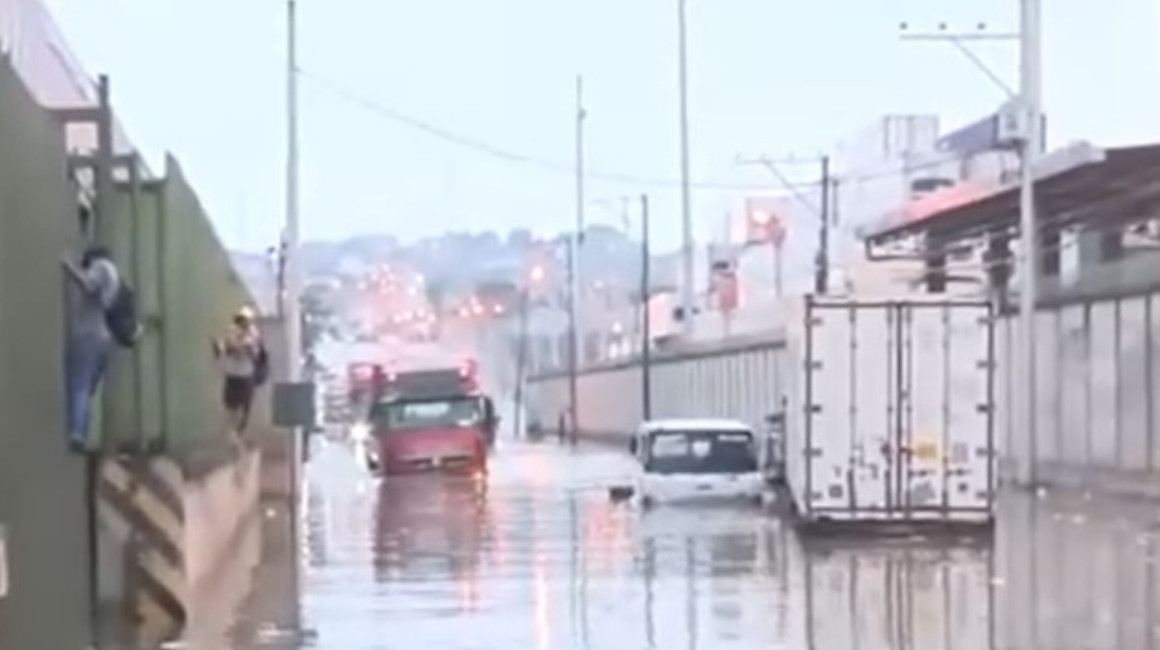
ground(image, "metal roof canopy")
xmin=865 ymin=142 xmax=1160 ymax=255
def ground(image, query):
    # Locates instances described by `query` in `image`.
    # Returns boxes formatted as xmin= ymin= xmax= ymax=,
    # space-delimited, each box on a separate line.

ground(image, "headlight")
xmin=350 ymin=422 xmax=370 ymax=442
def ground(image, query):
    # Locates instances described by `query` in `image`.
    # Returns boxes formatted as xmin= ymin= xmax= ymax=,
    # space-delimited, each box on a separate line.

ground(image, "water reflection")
xmin=372 ymin=474 xmax=491 ymax=588
xmin=634 ymin=507 xmax=788 ymax=650
xmin=799 ymin=540 xmax=993 ymax=650
xmin=229 ymin=444 xmax=1160 ymax=650
xmin=996 ymin=492 xmax=1160 ymax=650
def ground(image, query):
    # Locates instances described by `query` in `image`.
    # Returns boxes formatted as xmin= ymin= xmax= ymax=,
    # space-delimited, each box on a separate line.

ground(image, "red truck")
xmin=361 ymin=358 xmax=497 ymax=476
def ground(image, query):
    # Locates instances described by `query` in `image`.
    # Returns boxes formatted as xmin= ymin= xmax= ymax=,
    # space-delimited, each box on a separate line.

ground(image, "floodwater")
xmin=205 ymin=438 xmax=1160 ymax=650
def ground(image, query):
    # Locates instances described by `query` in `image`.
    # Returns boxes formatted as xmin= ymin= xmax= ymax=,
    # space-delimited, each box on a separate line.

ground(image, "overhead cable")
xmin=298 ymin=68 xmax=964 ymax=193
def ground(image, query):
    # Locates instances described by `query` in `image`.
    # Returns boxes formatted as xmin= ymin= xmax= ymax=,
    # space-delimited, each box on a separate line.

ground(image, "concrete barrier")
xmin=184 ymin=449 xmax=261 ymax=595
xmin=95 ymin=447 xmax=261 ymax=646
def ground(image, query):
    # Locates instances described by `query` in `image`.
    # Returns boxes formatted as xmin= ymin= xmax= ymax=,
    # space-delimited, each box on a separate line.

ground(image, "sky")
xmin=41 ymin=0 xmax=1160 ymax=253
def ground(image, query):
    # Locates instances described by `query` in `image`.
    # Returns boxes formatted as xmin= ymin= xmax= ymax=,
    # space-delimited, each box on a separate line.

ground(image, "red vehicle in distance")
xmin=361 ymin=358 xmax=497 ymax=476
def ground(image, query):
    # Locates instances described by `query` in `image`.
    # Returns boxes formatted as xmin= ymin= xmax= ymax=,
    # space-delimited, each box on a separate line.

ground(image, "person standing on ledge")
xmin=213 ymin=306 xmax=267 ymax=436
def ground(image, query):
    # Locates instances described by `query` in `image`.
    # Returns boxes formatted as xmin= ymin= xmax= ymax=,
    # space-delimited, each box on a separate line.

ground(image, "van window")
xmin=645 ymin=430 xmax=757 ymax=474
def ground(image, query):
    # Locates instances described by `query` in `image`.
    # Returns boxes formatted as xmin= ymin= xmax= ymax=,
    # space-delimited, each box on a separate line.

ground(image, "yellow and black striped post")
xmin=96 ymin=457 xmax=186 ymax=645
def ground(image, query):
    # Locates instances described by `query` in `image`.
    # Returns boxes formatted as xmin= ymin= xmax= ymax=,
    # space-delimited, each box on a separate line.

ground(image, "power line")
xmin=298 ymin=68 xmax=964 ymax=193
xmin=300 ymin=69 xmax=768 ymax=191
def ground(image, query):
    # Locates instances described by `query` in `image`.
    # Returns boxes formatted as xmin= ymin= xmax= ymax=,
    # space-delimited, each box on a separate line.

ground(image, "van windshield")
xmin=644 ymin=430 xmax=757 ymax=474
xmin=370 ymin=397 xmax=482 ymax=432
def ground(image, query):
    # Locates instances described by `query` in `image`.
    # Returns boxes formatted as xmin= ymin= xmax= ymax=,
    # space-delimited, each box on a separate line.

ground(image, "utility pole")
xmin=898 ymin=18 xmax=1038 ymax=482
xmin=676 ymin=0 xmax=695 ymax=336
xmin=640 ymin=194 xmax=653 ymax=421
xmin=511 ymin=288 xmax=530 ymax=439
xmin=1018 ymin=0 xmax=1043 ymax=485
xmin=286 ymin=0 xmax=303 ymax=383
xmin=815 ymin=156 xmax=830 ymax=294
xmin=283 ymin=0 xmax=304 ymax=634
xmin=567 ymin=75 xmax=586 ymax=442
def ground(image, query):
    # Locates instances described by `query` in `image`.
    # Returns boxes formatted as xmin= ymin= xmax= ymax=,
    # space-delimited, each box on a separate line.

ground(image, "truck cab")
xmin=363 ymin=359 xmax=495 ymax=476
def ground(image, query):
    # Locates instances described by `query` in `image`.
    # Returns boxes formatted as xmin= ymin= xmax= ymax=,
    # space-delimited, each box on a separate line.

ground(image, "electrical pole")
xmin=283 ymin=0 xmax=304 ymax=635
xmin=1018 ymin=0 xmax=1043 ymax=485
xmin=566 ymin=75 xmax=586 ymax=442
xmin=899 ymin=19 xmax=1036 ymax=483
xmin=286 ymin=0 xmax=303 ymax=382
xmin=677 ymin=0 xmax=695 ymax=336
xmin=512 ymin=288 xmax=530 ymax=439
xmin=640 ymin=195 xmax=653 ymax=421
xmin=815 ymin=155 xmax=830 ymax=294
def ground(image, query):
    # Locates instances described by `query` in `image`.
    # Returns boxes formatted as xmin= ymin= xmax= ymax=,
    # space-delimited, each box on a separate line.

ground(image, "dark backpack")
xmin=105 ymin=282 xmax=141 ymax=348
xmin=252 ymin=345 xmax=270 ymax=386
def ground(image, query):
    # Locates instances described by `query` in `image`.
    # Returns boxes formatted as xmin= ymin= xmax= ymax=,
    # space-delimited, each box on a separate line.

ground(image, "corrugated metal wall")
xmin=526 ymin=334 xmax=785 ymax=442
xmin=997 ymin=291 xmax=1160 ymax=492
xmin=158 ymin=155 xmax=253 ymax=453
xmin=530 ymin=288 xmax=1160 ymax=497
xmin=0 ymin=56 xmax=93 ymax=650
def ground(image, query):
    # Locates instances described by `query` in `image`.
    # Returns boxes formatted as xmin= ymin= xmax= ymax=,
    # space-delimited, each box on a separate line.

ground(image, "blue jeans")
xmin=65 ymin=337 xmax=111 ymax=446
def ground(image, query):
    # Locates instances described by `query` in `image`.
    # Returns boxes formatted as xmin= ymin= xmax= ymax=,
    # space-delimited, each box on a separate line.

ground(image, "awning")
xmin=866 ymin=143 xmax=1160 ymax=249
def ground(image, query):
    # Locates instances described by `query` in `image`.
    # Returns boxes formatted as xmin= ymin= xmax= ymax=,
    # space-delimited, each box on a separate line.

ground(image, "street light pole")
xmin=567 ymin=75 xmax=586 ymax=442
xmin=677 ymin=0 xmax=695 ymax=336
xmin=512 ymin=288 xmax=531 ymax=439
xmin=1018 ymin=0 xmax=1043 ymax=484
xmin=286 ymin=0 xmax=303 ymax=382
xmin=283 ymin=0 xmax=304 ymax=634
xmin=640 ymin=194 xmax=653 ymax=421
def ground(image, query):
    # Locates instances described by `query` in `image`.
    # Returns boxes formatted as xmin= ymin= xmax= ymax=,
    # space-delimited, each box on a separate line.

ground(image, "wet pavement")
xmin=214 ymin=438 xmax=1160 ymax=650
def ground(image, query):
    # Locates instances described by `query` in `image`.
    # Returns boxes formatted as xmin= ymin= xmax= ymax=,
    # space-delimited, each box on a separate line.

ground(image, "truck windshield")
xmin=644 ymin=430 xmax=757 ymax=474
xmin=371 ymin=397 xmax=482 ymax=432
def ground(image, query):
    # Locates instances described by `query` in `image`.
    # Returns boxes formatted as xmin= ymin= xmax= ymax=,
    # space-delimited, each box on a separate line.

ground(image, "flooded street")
xmin=220 ymin=438 xmax=1160 ymax=650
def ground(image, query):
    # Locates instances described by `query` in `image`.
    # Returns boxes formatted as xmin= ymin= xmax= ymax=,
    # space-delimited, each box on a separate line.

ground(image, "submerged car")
xmin=626 ymin=418 xmax=766 ymax=507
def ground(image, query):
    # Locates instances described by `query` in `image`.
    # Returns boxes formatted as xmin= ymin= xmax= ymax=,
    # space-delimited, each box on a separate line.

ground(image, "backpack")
xmin=105 ymin=281 xmax=141 ymax=348
xmin=252 ymin=344 xmax=270 ymax=386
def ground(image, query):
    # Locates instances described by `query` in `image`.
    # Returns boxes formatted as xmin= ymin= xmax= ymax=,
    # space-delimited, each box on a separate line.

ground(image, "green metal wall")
xmin=161 ymin=156 xmax=254 ymax=453
xmin=0 ymin=58 xmax=94 ymax=650
xmin=0 ymin=52 xmax=259 ymax=646
xmin=100 ymin=156 xmax=255 ymax=457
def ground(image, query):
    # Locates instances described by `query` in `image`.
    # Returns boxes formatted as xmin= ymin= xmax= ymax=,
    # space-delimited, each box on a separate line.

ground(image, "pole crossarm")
xmin=898 ymin=22 xmax=1018 ymax=98
xmin=898 ymin=32 xmax=1020 ymax=41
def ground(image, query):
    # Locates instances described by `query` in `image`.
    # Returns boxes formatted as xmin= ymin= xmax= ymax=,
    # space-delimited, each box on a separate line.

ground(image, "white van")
xmin=628 ymin=418 xmax=766 ymax=506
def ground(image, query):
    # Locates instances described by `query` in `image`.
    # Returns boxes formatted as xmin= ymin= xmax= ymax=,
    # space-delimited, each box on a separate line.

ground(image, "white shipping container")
xmin=784 ymin=296 xmax=996 ymax=527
